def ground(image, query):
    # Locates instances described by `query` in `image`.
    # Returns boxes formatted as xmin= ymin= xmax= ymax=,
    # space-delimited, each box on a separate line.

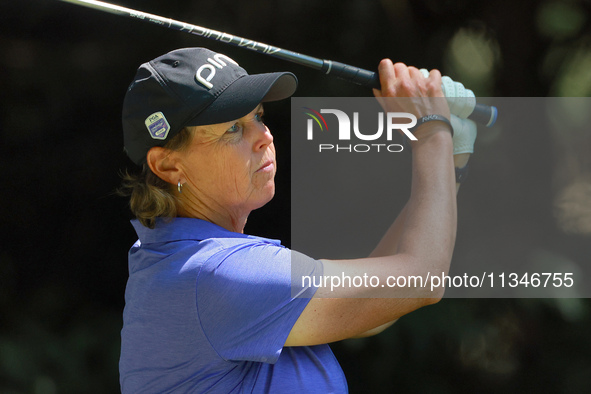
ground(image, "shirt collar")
xmin=131 ymin=217 xmax=282 ymax=245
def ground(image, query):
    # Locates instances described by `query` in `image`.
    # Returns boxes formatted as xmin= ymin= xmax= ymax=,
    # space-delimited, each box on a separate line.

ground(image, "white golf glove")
xmin=418 ymin=68 xmax=477 ymax=154
xmin=419 ymin=69 xmax=477 ymax=120
xmin=451 ymin=114 xmax=477 ymax=154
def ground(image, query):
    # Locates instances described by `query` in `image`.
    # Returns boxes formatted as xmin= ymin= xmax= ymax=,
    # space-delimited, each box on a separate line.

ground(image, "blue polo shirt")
xmin=119 ymin=217 xmax=348 ymax=393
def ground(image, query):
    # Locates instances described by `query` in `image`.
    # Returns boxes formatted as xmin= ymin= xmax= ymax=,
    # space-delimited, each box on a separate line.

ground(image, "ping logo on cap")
xmin=195 ymin=54 xmax=239 ymax=89
xmin=145 ymin=112 xmax=171 ymax=140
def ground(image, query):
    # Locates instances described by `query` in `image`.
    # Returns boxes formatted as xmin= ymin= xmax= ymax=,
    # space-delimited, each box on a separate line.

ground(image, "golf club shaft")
xmin=59 ymin=0 xmax=497 ymax=127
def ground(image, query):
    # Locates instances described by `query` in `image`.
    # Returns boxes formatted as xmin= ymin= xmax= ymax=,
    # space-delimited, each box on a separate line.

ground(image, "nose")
xmin=253 ymin=123 xmax=273 ymax=151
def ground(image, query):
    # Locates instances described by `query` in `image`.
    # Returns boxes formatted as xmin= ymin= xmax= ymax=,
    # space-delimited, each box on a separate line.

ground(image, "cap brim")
xmin=185 ymin=71 xmax=297 ymax=127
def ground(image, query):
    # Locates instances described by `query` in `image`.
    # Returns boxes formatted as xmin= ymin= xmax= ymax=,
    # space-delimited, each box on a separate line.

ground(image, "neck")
xmin=176 ymin=191 xmax=249 ymax=234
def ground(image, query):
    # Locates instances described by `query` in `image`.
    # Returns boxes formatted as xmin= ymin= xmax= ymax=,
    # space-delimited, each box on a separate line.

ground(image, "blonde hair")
xmin=119 ymin=127 xmax=194 ymax=229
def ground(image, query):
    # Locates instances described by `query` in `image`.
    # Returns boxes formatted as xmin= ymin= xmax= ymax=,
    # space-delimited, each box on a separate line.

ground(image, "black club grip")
xmin=321 ymin=60 xmax=497 ymax=127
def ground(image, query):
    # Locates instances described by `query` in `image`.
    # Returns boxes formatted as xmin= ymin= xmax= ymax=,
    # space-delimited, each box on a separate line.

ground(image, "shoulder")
xmin=197 ymin=239 xmax=321 ymax=298
xmin=199 ymin=238 xmax=291 ymax=281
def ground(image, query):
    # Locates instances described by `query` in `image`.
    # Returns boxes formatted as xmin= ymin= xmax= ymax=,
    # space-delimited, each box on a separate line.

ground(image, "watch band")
xmin=412 ymin=115 xmax=454 ymax=137
xmin=455 ymin=163 xmax=469 ymax=184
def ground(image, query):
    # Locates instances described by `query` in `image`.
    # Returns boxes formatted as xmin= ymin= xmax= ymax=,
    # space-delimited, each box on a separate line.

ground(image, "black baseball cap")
xmin=122 ymin=47 xmax=298 ymax=165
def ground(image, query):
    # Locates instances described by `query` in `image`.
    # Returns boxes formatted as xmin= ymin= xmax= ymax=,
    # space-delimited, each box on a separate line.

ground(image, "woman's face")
xmin=177 ymin=104 xmax=277 ymax=218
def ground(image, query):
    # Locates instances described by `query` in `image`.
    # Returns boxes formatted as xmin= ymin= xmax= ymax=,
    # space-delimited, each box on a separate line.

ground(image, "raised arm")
xmin=349 ymin=151 xmax=470 ymax=339
xmin=370 ymin=152 xmax=470 ymax=259
xmin=286 ymin=60 xmax=459 ymax=347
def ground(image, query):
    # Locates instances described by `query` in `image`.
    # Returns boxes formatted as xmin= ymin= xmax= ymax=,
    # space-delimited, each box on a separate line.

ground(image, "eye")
xmin=254 ymin=112 xmax=265 ymax=123
xmin=226 ymin=123 xmax=241 ymax=134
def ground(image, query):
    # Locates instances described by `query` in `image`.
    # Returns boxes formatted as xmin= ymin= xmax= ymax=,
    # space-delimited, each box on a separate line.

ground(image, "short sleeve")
xmin=196 ymin=242 xmax=322 ymax=363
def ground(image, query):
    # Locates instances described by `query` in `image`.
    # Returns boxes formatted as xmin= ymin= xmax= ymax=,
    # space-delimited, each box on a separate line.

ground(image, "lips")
xmin=256 ymin=159 xmax=275 ymax=173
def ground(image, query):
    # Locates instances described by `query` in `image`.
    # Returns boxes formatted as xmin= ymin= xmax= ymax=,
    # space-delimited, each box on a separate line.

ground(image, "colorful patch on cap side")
xmin=145 ymin=112 xmax=171 ymax=140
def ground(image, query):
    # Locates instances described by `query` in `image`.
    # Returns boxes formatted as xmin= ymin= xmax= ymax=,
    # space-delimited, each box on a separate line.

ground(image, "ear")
xmin=146 ymin=146 xmax=183 ymax=185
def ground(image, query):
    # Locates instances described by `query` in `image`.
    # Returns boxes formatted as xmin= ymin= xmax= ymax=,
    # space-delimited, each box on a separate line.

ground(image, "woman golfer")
xmin=119 ymin=47 xmax=474 ymax=393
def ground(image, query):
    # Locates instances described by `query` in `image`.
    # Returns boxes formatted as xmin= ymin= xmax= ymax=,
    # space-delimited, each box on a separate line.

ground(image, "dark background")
xmin=2 ymin=0 xmax=591 ymax=393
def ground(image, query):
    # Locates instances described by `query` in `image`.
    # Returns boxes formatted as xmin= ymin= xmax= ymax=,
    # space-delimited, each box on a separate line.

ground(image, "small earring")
xmin=177 ymin=181 xmax=183 ymax=193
